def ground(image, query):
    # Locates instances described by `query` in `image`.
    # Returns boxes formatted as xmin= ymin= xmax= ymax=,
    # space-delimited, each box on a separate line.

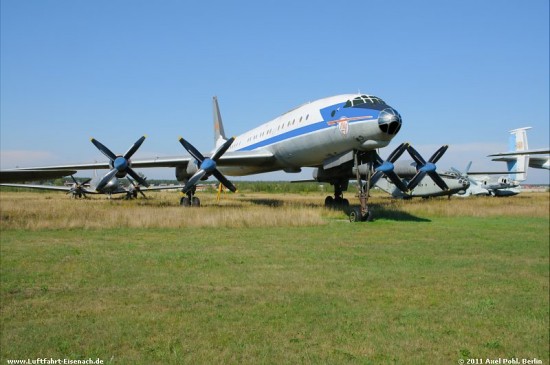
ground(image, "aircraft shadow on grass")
xmin=244 ymin=198 xmax=284 ymax=207
xmin=353 ymin=203 xmax=431 ymax=222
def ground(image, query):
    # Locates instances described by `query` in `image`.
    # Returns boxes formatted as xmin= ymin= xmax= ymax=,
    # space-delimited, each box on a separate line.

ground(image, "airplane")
xmin=373 ymin=152 xmax=470 ymax=199
xmin=1 ymin=173 xmax=185 ymax=199
xmin=4 ymin=93 xmax=452 ymax=221
xmin=1 ymin=174 xmax=184 ymax=199
xmin=449 ymin=162 xmax=521 ymax=197
xmin=488 ymin=127 xmax=550 ymax=177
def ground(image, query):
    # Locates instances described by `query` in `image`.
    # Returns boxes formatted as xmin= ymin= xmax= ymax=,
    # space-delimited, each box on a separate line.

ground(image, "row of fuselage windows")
xmin=231 ymin=113 xmax=311 ymax=149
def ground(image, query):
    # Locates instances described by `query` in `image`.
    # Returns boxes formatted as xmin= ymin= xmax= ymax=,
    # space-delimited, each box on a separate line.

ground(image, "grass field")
xmin=0 ymin=190 xmax=548 ymax=364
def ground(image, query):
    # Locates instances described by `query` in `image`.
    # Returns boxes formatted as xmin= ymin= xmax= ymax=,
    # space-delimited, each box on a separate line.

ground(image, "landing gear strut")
xmin=180 ymin=185 xmax=201 ymax=207
xmin=324 ymin=180 xmax=349 ymax=210
xmin=349 ymin=150 xmax=373 ymax=222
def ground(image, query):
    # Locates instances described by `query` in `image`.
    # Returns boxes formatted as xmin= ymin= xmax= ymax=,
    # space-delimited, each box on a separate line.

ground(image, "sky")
xmin=1 ymin=0 xmax=549 ymax=184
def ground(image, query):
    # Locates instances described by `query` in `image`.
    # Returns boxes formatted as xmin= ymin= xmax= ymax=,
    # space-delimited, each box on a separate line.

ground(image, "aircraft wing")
xmin=0 ymin=183 xmax=99 ymax=194
xmin=137 ymin=184 xmax=185 ymax=192
xmin=11 ymin=150 xmax=275 ymax=171
xmin=0 ymin=169 xmax=77 ymax=183
xmin=488 ymin=149 xmax=550 ymax=157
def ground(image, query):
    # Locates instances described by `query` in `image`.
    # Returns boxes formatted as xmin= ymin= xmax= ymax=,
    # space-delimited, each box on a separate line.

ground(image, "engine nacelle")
xmin=176 ymin=162 xmax=199 ymax=181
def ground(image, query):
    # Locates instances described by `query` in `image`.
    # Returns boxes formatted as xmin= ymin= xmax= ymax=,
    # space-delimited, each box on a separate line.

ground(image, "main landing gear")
xmin=324 ymin=180 xmax=350 ymax=210
xmin=323 ymin=150 xmax=373 ymax=222
xmin=180 ymin=185 xmax=201 ymax=207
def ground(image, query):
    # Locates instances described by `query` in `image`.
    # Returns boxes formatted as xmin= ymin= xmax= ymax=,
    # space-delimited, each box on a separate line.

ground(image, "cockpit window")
xmin=343 ymin=95 xmax=386 ymax=108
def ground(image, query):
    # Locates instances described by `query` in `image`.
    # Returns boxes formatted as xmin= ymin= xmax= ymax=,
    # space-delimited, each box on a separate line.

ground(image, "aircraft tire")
xmin=180 ymin=197 xmax=190 ymax=207
xmin=362 ymin=210 xmax=374 ymax=222
xmin=349 ymin=207 xmax=362 ymax=222
xmin=191 ymin=197 xmax=201 ymax=207
xmin=324 ymin=196 xmax=334 ymax=208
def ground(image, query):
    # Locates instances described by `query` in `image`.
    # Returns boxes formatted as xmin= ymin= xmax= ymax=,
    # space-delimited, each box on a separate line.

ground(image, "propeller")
xmin=68 ymin=175 xmax=91 ymax=198
xmin=90 ymin=136 xmax=149 ymax=191
xmin=406 ymin=145 xmax=449 ymax=191
xmin=368 ymin=142 xmax=410 ymax=192
xmin=178 ymin=137 xmax=237 ymax=193
xmin=126 ymin=176 xmax=147 ymax=199
xmin=450 ymin=162 xmax=475 ymax=183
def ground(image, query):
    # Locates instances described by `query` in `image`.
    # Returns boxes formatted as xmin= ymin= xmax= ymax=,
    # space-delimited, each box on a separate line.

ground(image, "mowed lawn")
xmin=1 ymin=214 xmax=548 ymax=364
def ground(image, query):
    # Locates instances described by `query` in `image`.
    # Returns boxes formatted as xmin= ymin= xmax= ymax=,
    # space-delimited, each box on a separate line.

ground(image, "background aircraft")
xmin=369 ymin=146 xmax=469 ymax=199
xmin=489 ymin=127 xmax=550 ymax=176
xmin=1 ymin=175 xmax=184 ymax=199
xmin=449 ymin=162 xmax=521 ymax=197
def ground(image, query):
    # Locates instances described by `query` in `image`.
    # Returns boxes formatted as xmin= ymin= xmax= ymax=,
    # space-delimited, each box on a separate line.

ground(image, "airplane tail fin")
xmin=213 ymin=96 xmax=227 ymax=148
xmin=506 ymin=127 xmax=531 ymax=181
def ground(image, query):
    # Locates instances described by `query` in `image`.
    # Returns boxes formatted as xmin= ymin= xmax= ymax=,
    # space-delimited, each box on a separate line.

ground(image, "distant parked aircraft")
xmin=489 ymin=127 xmax=549 ymax=178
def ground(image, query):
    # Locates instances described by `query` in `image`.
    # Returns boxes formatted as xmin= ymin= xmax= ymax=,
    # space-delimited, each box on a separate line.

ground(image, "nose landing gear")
xmin=349 ymin=150 xmax=373 ymax=222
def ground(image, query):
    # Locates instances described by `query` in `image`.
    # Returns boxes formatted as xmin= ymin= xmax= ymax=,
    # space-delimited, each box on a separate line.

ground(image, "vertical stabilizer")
xmin=213 ymin=96 xmax=227 ymax=147
xmin=507 ymin=127 xmax=531 ymax=181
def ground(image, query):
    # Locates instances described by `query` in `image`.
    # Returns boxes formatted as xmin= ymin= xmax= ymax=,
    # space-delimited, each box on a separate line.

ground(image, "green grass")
xmin=1 ymin=216 xmax=548 ymax=364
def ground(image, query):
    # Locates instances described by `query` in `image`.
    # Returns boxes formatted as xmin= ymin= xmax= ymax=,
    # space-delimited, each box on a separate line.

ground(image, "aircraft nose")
xmin=378 ymin=108 xmax=402 ymax=135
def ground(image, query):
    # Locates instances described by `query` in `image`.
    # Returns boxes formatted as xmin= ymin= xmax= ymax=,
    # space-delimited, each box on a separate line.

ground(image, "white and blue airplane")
xmin=3 ymin=94 xmax=451 ymax=221
xmin=489 ymin=127 xmax=550 ymax=177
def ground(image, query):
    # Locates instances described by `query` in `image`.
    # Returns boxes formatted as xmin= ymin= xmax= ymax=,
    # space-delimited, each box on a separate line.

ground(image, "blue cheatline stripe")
xmin=237 ymin=116 xmax=375 ymax=152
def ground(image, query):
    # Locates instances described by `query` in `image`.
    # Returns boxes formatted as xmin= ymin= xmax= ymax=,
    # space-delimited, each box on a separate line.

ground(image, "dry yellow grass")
xmin=0 ymin=189 xmax=548 ymax=230
xmin=0 ymin=190 xmax=327 ymax=229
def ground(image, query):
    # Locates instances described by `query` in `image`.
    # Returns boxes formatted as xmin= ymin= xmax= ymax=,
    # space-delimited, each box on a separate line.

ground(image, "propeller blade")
xmin=406 ymin=145 xmax=426 ymax=166
xmin=124 ymin=135 xmax=147 ymax=160
xmin=91 ymin=138 xmax=117 ymax=161
xmin=387 ymin=142 xmax=409 ymax=163
xmin=369 ymin=170 xmax=384 ymax=187
xmin=385 ymin=171 xmax=409 ymax=192
xmin=465 ymin=161 xmax=472 ymax=173
xmin=211 ymin=137 xmax=235 ymax=161
xmin=178 ymin=137 xmax=205 ymax=163
xmin=126 ymin=168 xmax=149 ymax=187
xmin=96 ymin=169 xmax=118 ymax=191
xmin=182 ymin=169 xmax=207 ymax=193
xmin=429 ymin=145 xmax=448 ymax=164
xmin=407 ymin=170 xmax=427 ymax=191
xmin=428 ymin=171 xmax=449 ymax=191
xmin=213 ymin=170 xmax=237 ymax=192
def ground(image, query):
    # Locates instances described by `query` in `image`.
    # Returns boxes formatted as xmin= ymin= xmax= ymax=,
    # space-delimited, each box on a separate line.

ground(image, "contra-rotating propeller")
xmin=90 ymin=136 xmax=150 ymax=191
xmin=178 ymin=137 xmax=237 ymax=193
xmin=368 ymin=142 xmax=410 ymax=192
xmin=406 ymin=145 xmax=449 ymax=191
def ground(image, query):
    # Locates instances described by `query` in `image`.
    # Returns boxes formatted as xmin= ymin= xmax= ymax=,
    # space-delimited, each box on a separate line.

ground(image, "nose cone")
xmin=378 ymin=108 xmax=402 ymax=135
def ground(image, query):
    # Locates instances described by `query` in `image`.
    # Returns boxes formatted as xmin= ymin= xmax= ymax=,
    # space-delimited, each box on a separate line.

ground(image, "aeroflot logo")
xmin=327 ymin=116 xmax=373 ymax=136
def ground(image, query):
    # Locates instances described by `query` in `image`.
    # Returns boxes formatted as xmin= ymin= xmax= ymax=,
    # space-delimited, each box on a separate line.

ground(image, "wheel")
xmin=342 ymin=199 xmax=350 ymax=209
xmin=361 ymin=210 xmax=374 ymax=222
xmin=191 ymin=197 xmax=201 ymax=207
xmin=349 ymin=207 xmax=362 ymax=222
xmin=324 ymin=196 xmax=334 ymax=208
xmin=180 ymin=197 xmax=190 ymax=206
